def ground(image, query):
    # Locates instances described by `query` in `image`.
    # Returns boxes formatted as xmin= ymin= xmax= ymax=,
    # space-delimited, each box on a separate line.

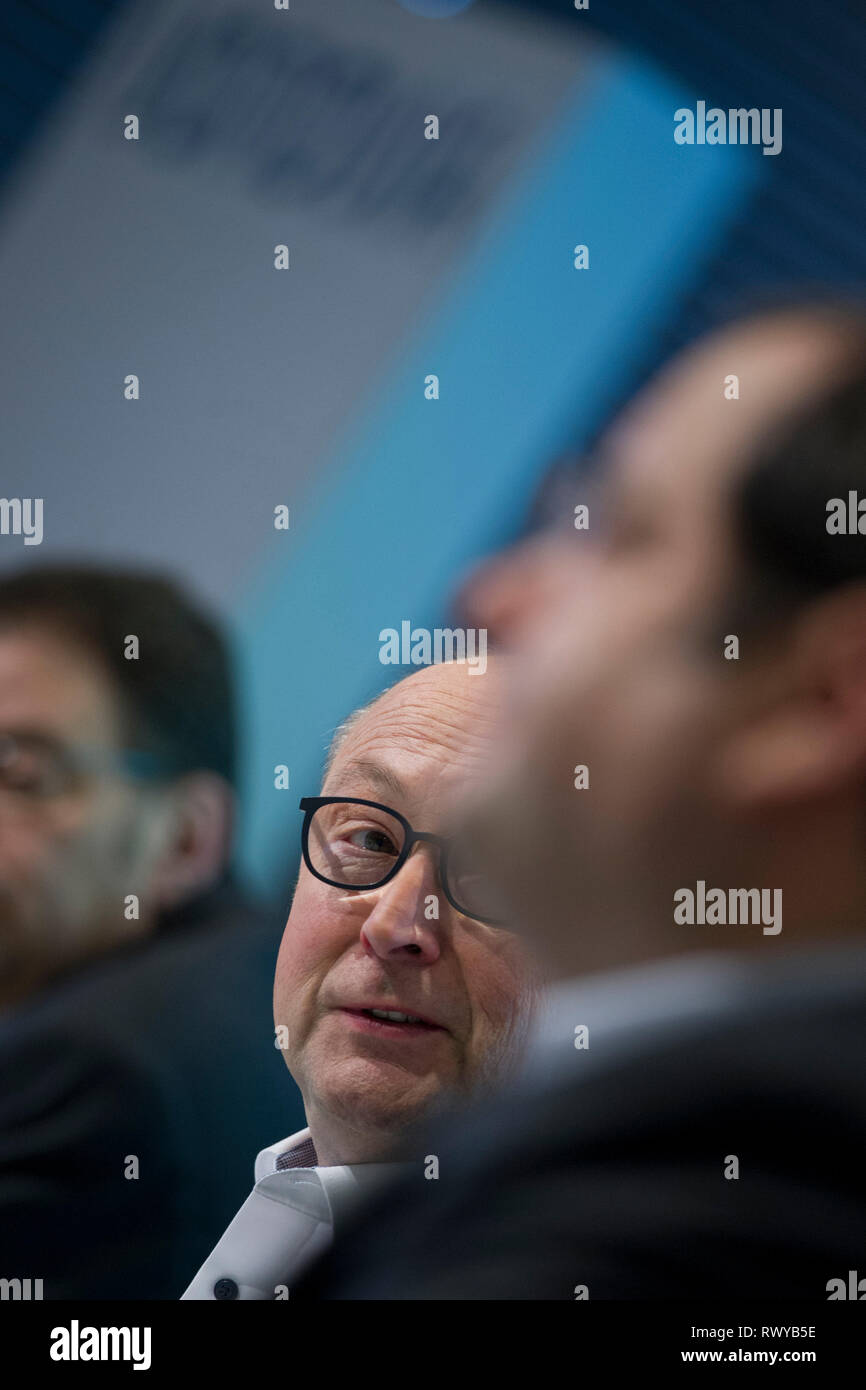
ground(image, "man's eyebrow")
xmin=0 ymin=726 xmax=62 ymax=743
xmin=324 ymin=758 xmax=408 ymax=803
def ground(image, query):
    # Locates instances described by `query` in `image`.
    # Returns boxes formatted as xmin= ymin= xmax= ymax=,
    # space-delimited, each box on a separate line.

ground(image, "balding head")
xmin=324 ymin=658 xmax=504 ymax=801
xmin=273 ymin=658 xmax=536 ymax=1166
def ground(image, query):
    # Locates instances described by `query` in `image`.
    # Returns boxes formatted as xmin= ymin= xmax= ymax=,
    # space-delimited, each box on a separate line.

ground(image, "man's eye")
xmin=348 ymin=828 xmax=398 ymax=856
xmin=0 ymin=749 xmax=53 ymax=793
xmin=1 ymin=767 xmax=42 ymax=792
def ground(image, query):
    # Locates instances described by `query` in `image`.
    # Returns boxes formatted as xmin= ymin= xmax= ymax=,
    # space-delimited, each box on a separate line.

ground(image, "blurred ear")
xmin=716 ymin=583 xmax=866 ymax=809
xmin=149 ymin=771 xmax=235 ymax=909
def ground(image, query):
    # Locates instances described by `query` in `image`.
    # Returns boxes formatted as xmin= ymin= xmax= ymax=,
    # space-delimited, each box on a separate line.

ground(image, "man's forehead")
xmin=0 ymin=625 xmax=120 ymax=738
xmin=607 ymin=315 xmax=855 ymax=499
xmin=326 ymin=755 xmax=409 ymax=802
xmin=323 ymin=668 xmax=500 ymax=801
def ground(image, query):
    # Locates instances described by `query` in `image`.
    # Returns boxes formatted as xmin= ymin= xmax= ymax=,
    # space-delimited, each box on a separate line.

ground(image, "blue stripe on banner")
xmin=236 ymin=50 xmax=761 ymax=891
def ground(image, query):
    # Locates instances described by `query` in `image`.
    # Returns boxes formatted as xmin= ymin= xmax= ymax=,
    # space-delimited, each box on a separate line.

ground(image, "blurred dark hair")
xmin=0 ymin=565 xmax=236 ymax=786
xmin=735 ymin=314 xmax=866 ymax=606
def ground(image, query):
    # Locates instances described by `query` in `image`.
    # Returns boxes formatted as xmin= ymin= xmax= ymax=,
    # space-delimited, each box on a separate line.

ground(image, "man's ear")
xmin=149 ymin=771 xmax=235 ymax=910
xmin=716 ymin=583 xmax=866 ymax=810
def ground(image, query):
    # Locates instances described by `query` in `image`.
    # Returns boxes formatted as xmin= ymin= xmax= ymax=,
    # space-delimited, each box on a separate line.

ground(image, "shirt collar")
xmin=255 ymin=1126 xmax=407 ymax=1227
xmin=274 ymin=1133 xmax=318 ymax=1171
xmin=255 ymin=1127 xmax=317 ymax=1182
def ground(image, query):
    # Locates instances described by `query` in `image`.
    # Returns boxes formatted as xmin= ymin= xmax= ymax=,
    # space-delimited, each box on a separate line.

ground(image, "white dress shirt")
xmin=182 ymin=1127 xmax=403 ymax=1300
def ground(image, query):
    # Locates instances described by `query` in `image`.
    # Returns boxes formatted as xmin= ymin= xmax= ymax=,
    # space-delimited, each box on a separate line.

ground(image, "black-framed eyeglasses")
xmin=299 ymin=796 xmax=504 ymax=927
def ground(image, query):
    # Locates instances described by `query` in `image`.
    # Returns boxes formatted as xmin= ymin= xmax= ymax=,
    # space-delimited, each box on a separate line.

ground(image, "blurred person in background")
xmin=184 ymin=659 xmax=539 ymax=1299
xmin=0 ymin=565 xmax=300 ymax=1298
xmin=297 ymin=301 xmax=866 ymax=1298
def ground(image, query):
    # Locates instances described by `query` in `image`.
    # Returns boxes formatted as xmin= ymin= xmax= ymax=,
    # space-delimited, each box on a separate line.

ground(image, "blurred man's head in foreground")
xmin=464 ymin=304 xmax=866 ymax=981
xmin=0 ymin=565 xmax=237 ymax=1007
xmin=273 ymin=659 xmax=539 ymax=1165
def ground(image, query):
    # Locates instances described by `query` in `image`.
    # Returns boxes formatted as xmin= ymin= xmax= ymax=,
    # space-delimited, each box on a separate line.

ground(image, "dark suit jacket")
xmin=0 ymin=879 xmax=304 ymax=1299
xmin=296 ymin=943 xmax=866 ymax=1299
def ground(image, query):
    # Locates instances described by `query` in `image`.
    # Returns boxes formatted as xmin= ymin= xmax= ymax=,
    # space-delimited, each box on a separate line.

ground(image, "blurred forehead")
xmin=606 ymin=315 xmax=856 ymax=510
xmin=0 ymin=623 xmax=121 ymax=743
xmin=324 ymin=664 xmax=501 ymax=814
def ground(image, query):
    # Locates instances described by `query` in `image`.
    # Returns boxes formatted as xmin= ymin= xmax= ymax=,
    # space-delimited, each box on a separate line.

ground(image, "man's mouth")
xmin=339 ymin=1006 xmax=445 ymax=1035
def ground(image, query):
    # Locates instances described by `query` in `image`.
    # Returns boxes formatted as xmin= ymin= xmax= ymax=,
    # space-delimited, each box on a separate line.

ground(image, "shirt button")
xmin=213 ymin=1277 xmax=239 ymax=1301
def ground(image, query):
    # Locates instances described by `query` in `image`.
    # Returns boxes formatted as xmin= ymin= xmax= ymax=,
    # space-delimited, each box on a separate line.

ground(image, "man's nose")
xmin=457 ymin=532 xmax=583 ymax=648
xmin=359 ymin=846 xmax=442 ymax=963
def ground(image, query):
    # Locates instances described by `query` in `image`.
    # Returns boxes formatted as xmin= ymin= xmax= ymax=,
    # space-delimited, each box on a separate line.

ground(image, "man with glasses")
xmin=0 ymin=564 xmax=298 ymax=1297
xmin=183 ymin=656 xmax=537 ymax=1299
xmin=296 ymin=303 xmax=866 ymax=1299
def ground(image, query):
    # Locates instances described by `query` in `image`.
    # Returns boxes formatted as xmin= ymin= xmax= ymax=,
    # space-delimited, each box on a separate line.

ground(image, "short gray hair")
xmin=321 ymin=697 xmax=379 ymax=783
